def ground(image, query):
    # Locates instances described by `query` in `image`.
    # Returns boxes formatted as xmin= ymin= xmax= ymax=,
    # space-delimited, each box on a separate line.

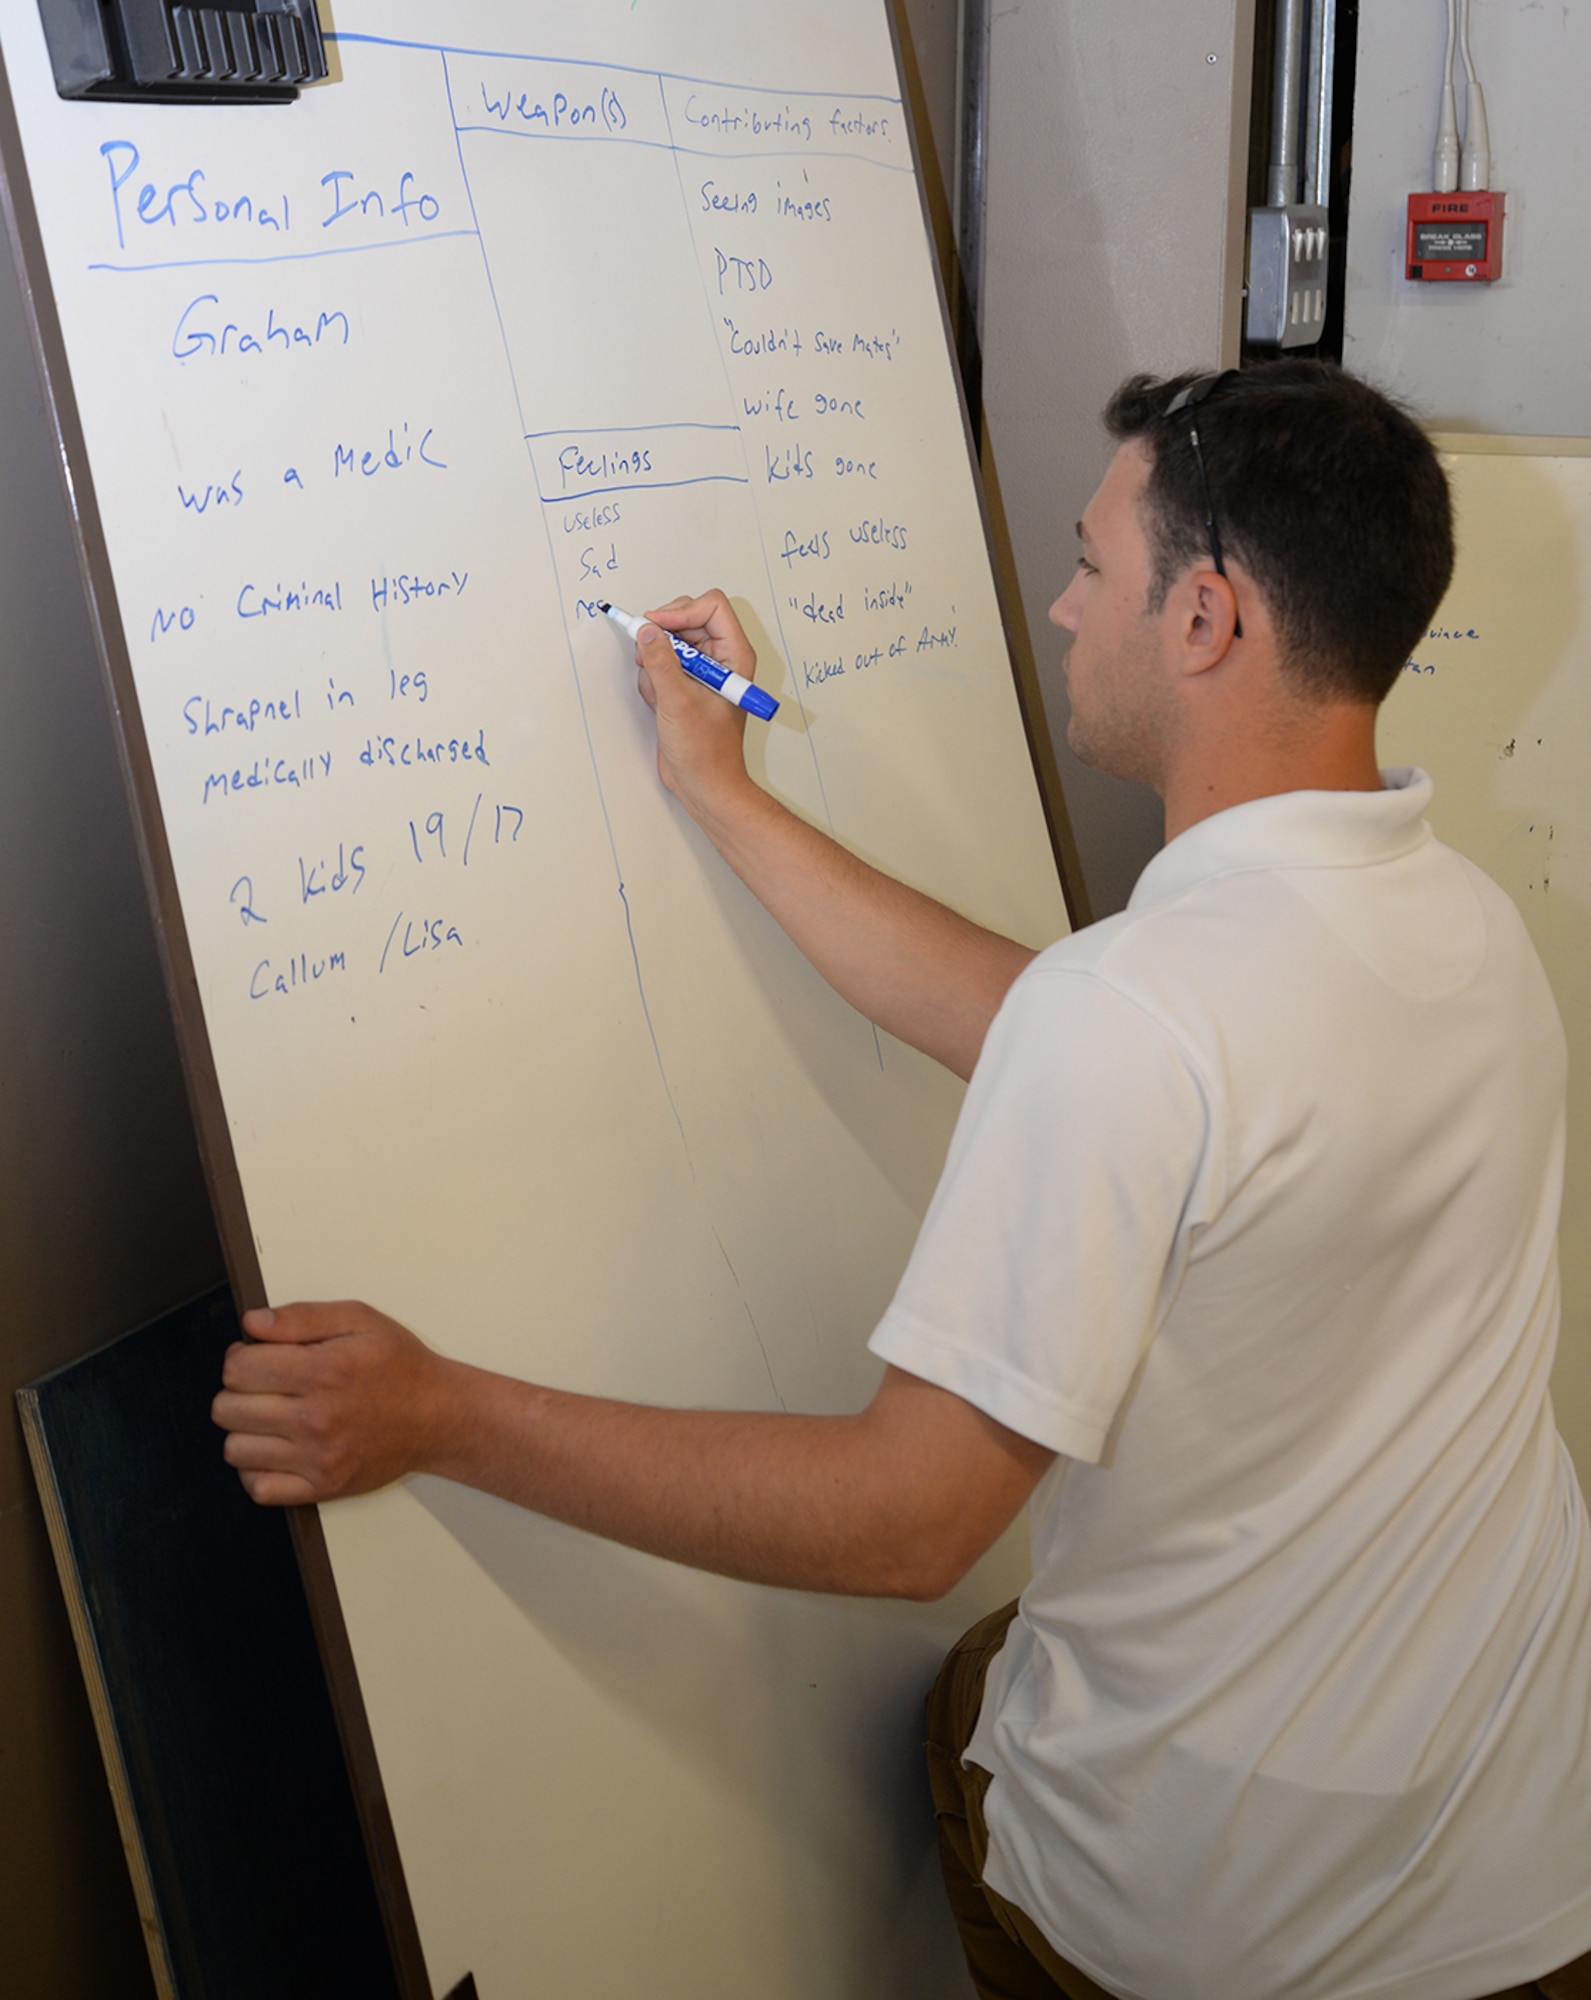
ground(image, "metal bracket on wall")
xmin=1247 ymin=0 xmax=1337 ymax=347
xmin=1248 ymin=202 xmax=1330 ymax=345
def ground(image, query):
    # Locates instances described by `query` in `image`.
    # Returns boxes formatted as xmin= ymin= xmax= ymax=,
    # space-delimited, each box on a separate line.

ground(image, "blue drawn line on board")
xmin=330 ymin=30 xmax=901 ymax=107
xmin=651 ymin=72 xmax=879 ymax=1073
xmin=462 ymin=792 xmax=483 ymax=867
xmin=534 ymin=475 xmax=750 ymax=504
xmin=704 ymin=1216 xmax=787 ymax=1413
xmin=438 ymin=48 xmax=688 ymax=1153
xmin=523 ymin=421 xmax=744 ymax=440
xmin=377 ymin=908 xmax=404 ymax=975
xmin=450 ymin=126 xmax=911 ymax=174
xmin=87 ymin=229 xmax=478 ymax=274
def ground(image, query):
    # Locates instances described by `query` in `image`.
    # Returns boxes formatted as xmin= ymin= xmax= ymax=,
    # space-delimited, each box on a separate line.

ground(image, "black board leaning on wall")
xmin=18 ymin=1288 xmax=403 ymax=2000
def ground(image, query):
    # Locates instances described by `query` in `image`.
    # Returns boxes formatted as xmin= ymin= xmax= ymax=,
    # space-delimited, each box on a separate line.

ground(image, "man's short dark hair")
xmin=1104 ymin=361 xmax=1455 ymax=705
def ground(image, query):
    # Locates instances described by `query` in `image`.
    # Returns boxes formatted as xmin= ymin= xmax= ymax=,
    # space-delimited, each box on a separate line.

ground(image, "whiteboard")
xmin=1380 ymin=437 xmax=1591 ymax=1488
xmin=0 ymin=4 xmax=1070 ymax=1995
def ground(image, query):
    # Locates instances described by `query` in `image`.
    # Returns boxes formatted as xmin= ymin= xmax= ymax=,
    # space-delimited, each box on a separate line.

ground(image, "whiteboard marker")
xmin=598 ymin=602 xmax=779 ymax=720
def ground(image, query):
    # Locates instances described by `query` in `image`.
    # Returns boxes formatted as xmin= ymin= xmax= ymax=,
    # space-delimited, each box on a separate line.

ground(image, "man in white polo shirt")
xmin=214 ymin=362 xmax=1591 ymax=2000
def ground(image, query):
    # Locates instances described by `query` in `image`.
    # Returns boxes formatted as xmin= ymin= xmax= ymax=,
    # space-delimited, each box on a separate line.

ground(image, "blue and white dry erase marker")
xmin=598 ymin=601 xmax=779 ymax=721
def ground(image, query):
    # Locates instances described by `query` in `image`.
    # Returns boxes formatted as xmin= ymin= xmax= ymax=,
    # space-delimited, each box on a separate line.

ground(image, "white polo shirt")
xmin=872 ymin=773 xmax=1591 ymax=2000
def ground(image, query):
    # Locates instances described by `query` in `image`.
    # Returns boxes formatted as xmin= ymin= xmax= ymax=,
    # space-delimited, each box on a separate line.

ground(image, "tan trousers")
xmin=926 ymin=1600 xmax=1591 ymax=2000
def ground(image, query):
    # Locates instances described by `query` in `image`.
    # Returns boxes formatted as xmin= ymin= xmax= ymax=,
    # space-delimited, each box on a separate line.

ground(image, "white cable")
xmin=1457 ymin=0 xmax=1479 ymax=82
xmin=1461 ymin=81 xmax=1492 ymax=188
xmin=1433 ymin=0 xmax=1460 ymax=191
xmin=1458 ymin=0 xmax=1492 ymax=189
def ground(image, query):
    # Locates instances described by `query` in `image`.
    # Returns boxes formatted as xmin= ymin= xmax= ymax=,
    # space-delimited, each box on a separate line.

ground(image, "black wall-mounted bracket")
xmin=38 ymin=0 xmax=328 ymax=103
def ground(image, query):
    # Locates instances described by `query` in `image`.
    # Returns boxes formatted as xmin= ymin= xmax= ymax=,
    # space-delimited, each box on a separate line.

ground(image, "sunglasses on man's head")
xmin=1163 ymin=370 xmax=1243 ymax=640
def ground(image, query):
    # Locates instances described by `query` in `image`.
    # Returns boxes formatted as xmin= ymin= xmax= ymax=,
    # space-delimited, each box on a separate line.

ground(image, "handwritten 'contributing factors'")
xmin=598 ymin=603 xmax=779 ymax=720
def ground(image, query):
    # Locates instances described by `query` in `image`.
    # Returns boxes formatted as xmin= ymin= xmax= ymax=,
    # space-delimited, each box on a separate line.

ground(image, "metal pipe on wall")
xmin=1267 ymin=0 xmax=1307 ymax=205
xmin=1303 ymin=0 xmax=1338 ymax=208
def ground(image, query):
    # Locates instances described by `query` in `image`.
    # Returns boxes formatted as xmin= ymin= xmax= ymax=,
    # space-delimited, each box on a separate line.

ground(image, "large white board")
xmin=0 ymin=4 xmax=1069 ymax=1994
xmin=1380 ymin=437 xmax=1591 ymax=1487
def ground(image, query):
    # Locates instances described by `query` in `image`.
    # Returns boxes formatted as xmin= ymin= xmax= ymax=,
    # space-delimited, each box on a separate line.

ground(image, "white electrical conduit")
xmin=1434 ymin=0 xmax=1492 ymax=192
xmin=1434 ymin=0 xmax=1461 ymax=190
xmin=1458 ymin=0 xmax=1493 ymax=189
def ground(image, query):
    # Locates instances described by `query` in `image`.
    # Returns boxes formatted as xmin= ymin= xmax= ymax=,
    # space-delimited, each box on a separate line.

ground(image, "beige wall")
xmin=1345 ymin=0 xmax=1591 ymax=1483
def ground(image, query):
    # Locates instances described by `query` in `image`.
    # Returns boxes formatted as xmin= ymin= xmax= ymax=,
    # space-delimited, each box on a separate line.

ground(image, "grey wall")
xmin=897 ymin=0 xmax=961 ymax=361
xmin=982 ymin=0 xmax=1256 ymax=918
xmin=1 ymin=175 xmax=223 ymax=1996
xmin=1344 ymin=0 xmax=1591 ymax=437
xmin=902 ymin=0 xmax=1261 ymax=921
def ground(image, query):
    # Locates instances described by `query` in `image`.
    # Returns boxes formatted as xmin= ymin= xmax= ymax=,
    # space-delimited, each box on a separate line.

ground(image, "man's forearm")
xmin=426 ymin=1366 xmax=931 ymax=1594
xmin=423 ymin=1357 xmax=1039 ymax=1598
xmin=215 ymin=1302 xmax=1052 ymax=1596
xmin=689 ymin=777 xmax=1034 ymax=1080
xmin=217 ymin=1304 xmax=1047 ymax=1584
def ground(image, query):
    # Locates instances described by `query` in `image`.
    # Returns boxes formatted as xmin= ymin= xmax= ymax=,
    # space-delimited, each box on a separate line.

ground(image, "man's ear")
xmin=1173 ymin=568 xmax=1242 ymax=676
